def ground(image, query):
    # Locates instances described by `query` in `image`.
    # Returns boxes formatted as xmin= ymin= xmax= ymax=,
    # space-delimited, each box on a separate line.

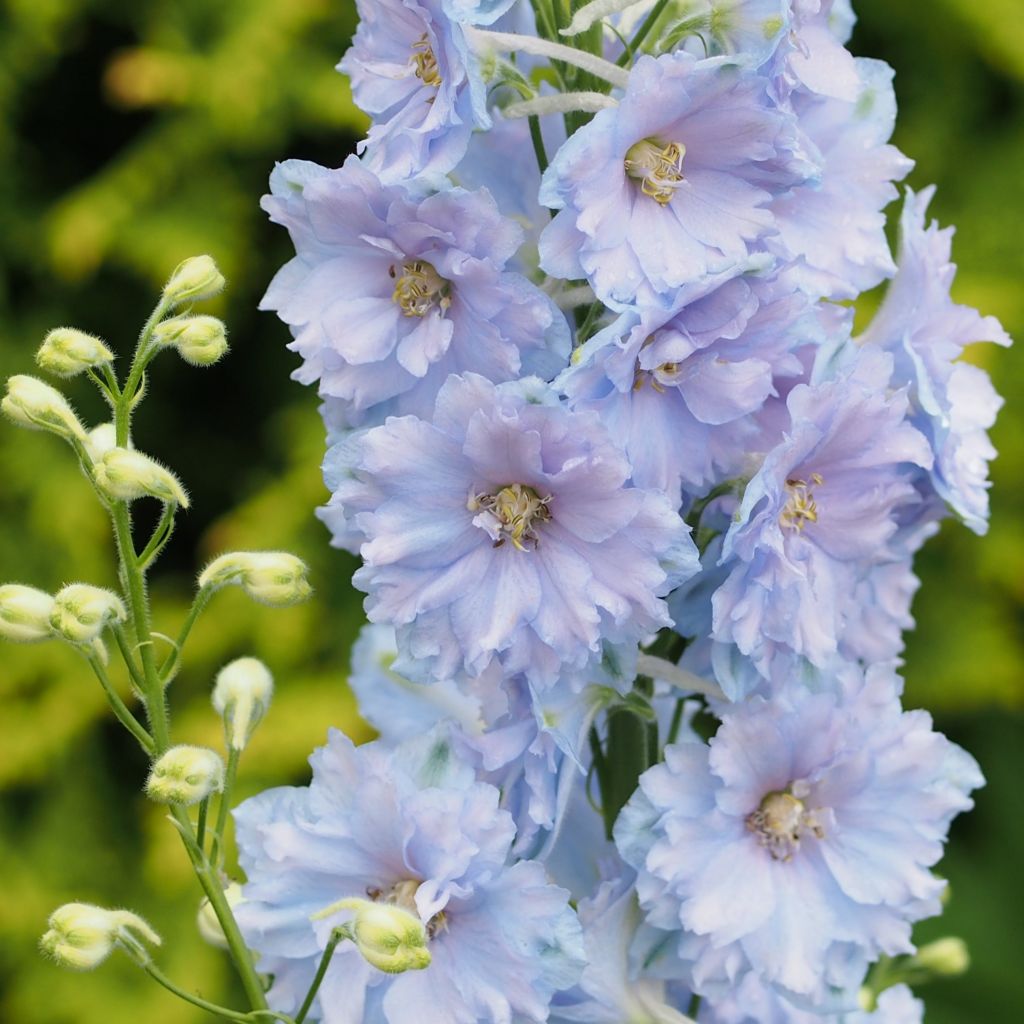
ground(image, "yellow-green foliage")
xmin=0 ymin=1 xmax=1022 ymax=1023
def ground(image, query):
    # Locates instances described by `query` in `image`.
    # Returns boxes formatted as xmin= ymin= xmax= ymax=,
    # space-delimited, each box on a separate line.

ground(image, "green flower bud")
xmin=0 ymin=584 xmax=55 ymax=643
xmin=36 ymin=328 xmax=115 ymax=378
xmin=94 ymin=447 xmax=190 ymax=507
xmin=912 ymin=937 xmax=970 ymax=977
xmin=146 ymin=745 xmax=224 ymax=805
xmin=198 ymin=551 xmax=312 ymax=606
xmin=40 ymin=903 xmax=160 ymax=971
xmin=1 ymin=375 xmax=86 ymax=442
xmin=212 ymin=657 xmax=274 ymax=751
xmin=49 ymin=584 xmax=127 ymax=645
xmin=316 ymin=898 xmax=431 ymax=974
xmin=152 ymin=315 xmax=229 ymax=367
xmin=197 ymin=882 xmax=244 ymax=950
xmin=162 ymin=255 xmax=225 ymax=308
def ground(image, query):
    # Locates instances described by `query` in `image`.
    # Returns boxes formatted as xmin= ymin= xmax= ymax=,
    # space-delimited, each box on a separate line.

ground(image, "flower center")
xmin=624 ymin=138 xmax=687 ymax=206
xmin=390 ymin=260 xmax=451 ymax=318
xmin=633 ymin=361 xmax=680 ymax=392
xmin=467 ymin=483 xmax=552 ymax=551
xmin=780 ymin=473 xmax=823 ymax=533
xmin=367 ymin=880 xmax=448 ymax=940
xmin=410 ymin=34 xmax=442 ymax=88
xmin=745 ymin=784 xmax=825 ymax=862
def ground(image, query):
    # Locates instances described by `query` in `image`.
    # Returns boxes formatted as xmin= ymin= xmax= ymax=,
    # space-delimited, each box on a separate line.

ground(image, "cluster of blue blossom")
xmin=237 ymin=1 xmax=1007 ymax=1021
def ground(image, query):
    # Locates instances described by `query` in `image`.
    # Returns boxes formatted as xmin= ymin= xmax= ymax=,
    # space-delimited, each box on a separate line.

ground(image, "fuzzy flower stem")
xmin=137 ymin=504 xmax=177 ymax=572
xmin=635 ymin=654 xmax=727 ymax=700
xmin=294 ymin=926 xmax=354 ymax=1024
xmin=616 ymin=0 xmax=671 ymax=65
xmin=85 ymin=652 xmax=155 ymax=754
xmin=466 ymin=28 xmax=630 ymax=88
xmin=111 ymin=622 xmax=147 ymax=693
xmin=211 ymin=746 xmax=240 ymax=868
xmin=159 ymin=585 xmax=213 ymax=683
xmin=504 ymin=92 xmax=618 ymax=118
xmin=139 ymin=959 xmax=261 ymax=1023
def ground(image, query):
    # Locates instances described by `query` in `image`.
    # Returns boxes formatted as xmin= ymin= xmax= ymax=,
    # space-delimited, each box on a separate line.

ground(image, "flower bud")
xmin=912 ymin=937 xmax=970 ymax=977
xmin=84 ymin=423 xmax=118 ymax=464
xmin=212 ymin=657 xmax=274 ymax=750
xmin=146 ymin=745 xmax=224 ymax=805
xmin=36 ymin=328 xmax=115 ymax=378
xmin=197 ymin=882 xmax=243 ymax=950
xmin=151 ymin=315 xmax=229 ymax=366
xmin=94 ymin=447 xmax=189 ymax=507
xmin=49 ymin=585 xmax=127 ymax=645
xmin=315 ymin=898 xmax=431 ymax=974
xmin=1 ymin=375 xmax=86 ymax=442
xmin=162 ymin=255 xmax=225 ymax=307
xmin=0 ymin=584 xmax=55 ymax=643
xmin=40 ymin=903 xmax=160 ymax=970
xmin=198 ymin=551 xmax=312 ymax=606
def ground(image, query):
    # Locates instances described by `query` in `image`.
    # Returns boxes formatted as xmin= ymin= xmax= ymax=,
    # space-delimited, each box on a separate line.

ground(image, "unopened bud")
xmin=197 ymin=882 xmax=244 ymax=950
xmin=146 ymin=745 xmax=224 ymax=805
xmin=0 ymin=584 xmax=55 ymax=643
xmin=40 ymin=903 xmax=160 ymax=971
xmin=1 ymin=375 xmax=86 ymax=441
xmin=213 ymin=657 xmax=274 ymax=750
xmin=36 ymin=328 xmax=115 ymax=378
xmin=49 ymin=585 xmax=127 ymax=645
xmin=84 ymin=423 xmax=118 ymax=464
xmin=912 ymin=937 xmax=970 ymax=977
xmin=162 ymin=256 xmax=225 ymax=308
xmin=152 ymin=315 xmax=228 ymax=367
xmin=198 ymin=551 xmax=312 ymax=606
xmin=94 ymin=448 xmax=189 ymax=508
xmin=313 ymin=898 xmax=431 ymax=974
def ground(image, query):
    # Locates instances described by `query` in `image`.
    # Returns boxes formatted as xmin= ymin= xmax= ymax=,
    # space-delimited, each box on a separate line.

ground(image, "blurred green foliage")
xmin=0 ymin=1 xmax=1020 ymax=1021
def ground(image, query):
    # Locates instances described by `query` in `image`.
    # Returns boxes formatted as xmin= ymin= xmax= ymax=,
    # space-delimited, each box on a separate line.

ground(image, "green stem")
xmin=528 ymin=115 xmax=550 ymax=175
xmin=111 ymin=622 xmax=147 ymax=694
xmin=119 ymin=299 xmax=172 ymax=438
xmin=666 ymin=696 xmax=686 ymax=748
xmin=169 ymin=804 xmax=269 ymax=1013
xmin=140 ymin=960 xmax=257 ymax=1023
xmin=211 ymin=746 xmax=240 ymax=868
xmin=295 ymin=926 xmax=353 ymax=1024
xmin=617 ymin=0 xmax=671 ymax=65
xmin=86 ymin=653 xmax=155 ymax=754
xmin=137 ymin=503 xmax=177 ymax=571
xmin=159 ymin=586 xmax=213 ymax=682
xmin=196 ymin=797 xmax=209 ymax=854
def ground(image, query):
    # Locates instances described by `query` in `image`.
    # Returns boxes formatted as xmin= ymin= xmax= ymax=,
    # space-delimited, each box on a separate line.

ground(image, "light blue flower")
xmin=340 ymin=0 xmax=512 ymax=182
xmin=235 ymin=727 xmax=584 ymax=1024
xmin=261 ymin=158 xmax=570 ymax=429
xmin=768 ymin=58 xmax=913 ymax=299
xmin=614 ymin=666 xmax=982 ymax=1005
xmin=858 ymin=186 xmax=1012 ymax=534
xmin=711 ymin=347 xmax=933 ymax=673
xmin=321 ymin=373 xmax=699 ymax=688
xmin=559 ymin=262 xmax=824 ymax=502
xmin=538 ymin=52 xmax=809 ymax=309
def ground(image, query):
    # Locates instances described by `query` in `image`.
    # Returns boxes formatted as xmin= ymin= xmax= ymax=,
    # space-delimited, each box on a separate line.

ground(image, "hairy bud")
xmin=94 ymin=448 xmax=189 ymax=508
xmin=162 ymin=255 xmax=225 ymax=308
xmin=146 ymin=745 xmax=224 ymax=805
xmin=84 ymin=423 xmax=118 ymax=464
xmin=152 ymin=315 xmax=229 ymax=367
xmin=212 ymin=657 xmax=274 ymax=750
xmin=40 ymin=903 xmax=160 ymax=971
xmin=1 ymin=375 xmax=86 ymax=442
xmin=0 ymin=584 xmax=55 ymax=643
xmin=912 ymin=937 xmax=970 ymax=977
xmin=50 ymin=585 xmax=127 ymax=645
xmin=314 ymin=898 xmax=431 ymax=974
xmin=36 ymin=328 xmax=115 ymax=378
xmin=198 ymin=551 xmax=312 ymax=606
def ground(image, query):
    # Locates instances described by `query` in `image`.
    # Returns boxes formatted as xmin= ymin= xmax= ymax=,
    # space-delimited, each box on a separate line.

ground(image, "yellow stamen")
xmin=391 ymin=260 xmax=451 ymax=318
xmin=468 ymin=483 xmax=552 ymax=551
xmin=411 ymin=34 xmax=441 ymax=88
xmin=624 ymin=138 xmax=687 ymax=206
xmin=780 ymin=472 xmax=824 ymax=533
xmin=746 ymin=787 xmax=825 ymax=862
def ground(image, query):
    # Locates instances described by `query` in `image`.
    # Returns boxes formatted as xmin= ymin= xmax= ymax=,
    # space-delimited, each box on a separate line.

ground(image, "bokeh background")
xmin=0 ymin=1 xmax=1020 ymax=1021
